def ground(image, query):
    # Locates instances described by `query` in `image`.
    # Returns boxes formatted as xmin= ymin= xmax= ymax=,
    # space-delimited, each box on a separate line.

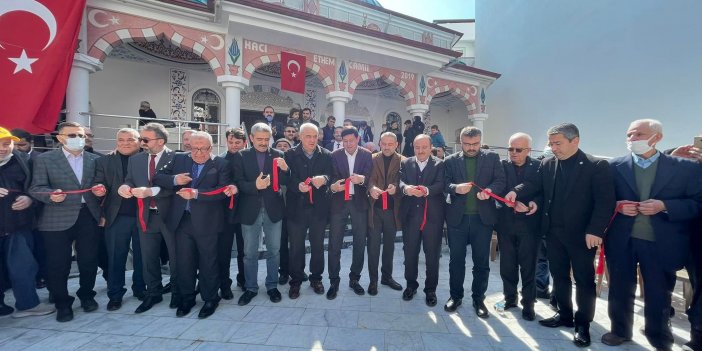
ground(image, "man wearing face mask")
xmin=29 ymin=122 xmax=102 ymax=322
xmin=602 ymin=119 xmax=702 ymax=351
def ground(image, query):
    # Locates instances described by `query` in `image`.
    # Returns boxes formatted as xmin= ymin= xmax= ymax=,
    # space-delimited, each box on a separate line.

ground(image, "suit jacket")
xmin=232 ymin=147 xmax=288 ymax=225
xmin=495 ymin=157 xmax=541 ymax=236
xmin=123 ymin=149 xmax=176 ymax=229
xmin=153 ymin=153 xmax=231 ymax=233
xmin=284 ymin=145 xmax=333 ymax=218
xmin=367 ymin=152 xmax=403 ymax=228
xmin=607 ymin=153 xmax=702 ymax=271
xmin=94 ymin=151 xmax=131 ymax=226
xmin=444 ymin=150 xmax=506 ymax=227
xmin=399 ymin=156 xmax=445 ymax=224
xmin=223 ymin=151 xmax=242 ymax=224
xmin=256 ymin=118 xmax=285 ymax=140
xmin=330 ymin=147 xmax=373 ymax=212
xmin=29 ymin=149 xmax=101 ymax=231
xmin=325 ymin=140 xmax=343 ymax=152
xmin=514 ymin=149 xmax=616 ymax=241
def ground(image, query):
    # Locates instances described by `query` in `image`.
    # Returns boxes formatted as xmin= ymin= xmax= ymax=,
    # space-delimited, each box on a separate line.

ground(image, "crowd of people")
xmin=0 ymin=112 xmax=700 ymax=351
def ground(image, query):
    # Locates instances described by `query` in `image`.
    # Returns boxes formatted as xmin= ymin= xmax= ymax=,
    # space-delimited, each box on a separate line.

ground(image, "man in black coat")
xmin=153 ymin=131 xmax=234 ymax=319
xmin=443 ymin=126 xmax=506 ymax=317
xmin=506 ymin=123 xmax=615 ymax=347
xmin=284 ymin=123 xmax=333 ymax=299
xmin=93 ymin=128 xmax=145 ymax=311
xmin=231 ymin=123 xmax=289 ymax=306
xmin=494 ymin=132 xmax=541 ymax=321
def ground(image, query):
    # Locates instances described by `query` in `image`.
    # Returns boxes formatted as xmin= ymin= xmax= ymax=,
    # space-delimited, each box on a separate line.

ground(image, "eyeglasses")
xmin=138 ymin=137 xmax=164 ymax=143
xmin=61 ymin=133 xmax=86 ymax=138
xmin=192 ymin=146 xmax=212 ymax=154
xmin=508 ymin=148 xmax=527 ymax=153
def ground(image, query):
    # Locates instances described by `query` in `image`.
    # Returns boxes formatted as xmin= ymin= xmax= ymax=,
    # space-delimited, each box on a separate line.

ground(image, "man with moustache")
xmin=301 ymin=107 xmax=319 ymax=127
xmin=398 ymin=134 xmax=444 ymax=306
xmin=153 ymin=131 xmax=235 ymax=318
xmin=367 ymin=132 xmax=404 ymax=295
xmin=284 ymin=123 xmax=333 ymax=298
xmin=325 ymin=126 xmax=344 ymax=151
xmin=443 ymin=126 xmax=506 ymax=318
xmin=92 ymin=128 xmax=145 ymax=311
xmin=321 ymin=116 xmax=336 ymax=146
xmin=30 ymin=121 xmax=102 ymax=322
xmin=120 ymin=123 xmax=179 ymax=313
xmin=232 ymin=123 xmax=289 ymax=306
xmin=505 ymin=123 xmax=615 ymax=347
xmin=327 ymin=127 xmax=373 ymax=299
xmin=221 ymin=128 xmax=248 ymax=296
xmin=258 ymin=106 xmax=285 ymax=141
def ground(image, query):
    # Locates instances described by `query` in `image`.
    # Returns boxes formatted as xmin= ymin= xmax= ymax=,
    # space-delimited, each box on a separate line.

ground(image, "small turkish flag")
xmin=280 ymin=51 xmax=306 ymax=94
xmin=0 ymin=0 xmax=86 ymax=133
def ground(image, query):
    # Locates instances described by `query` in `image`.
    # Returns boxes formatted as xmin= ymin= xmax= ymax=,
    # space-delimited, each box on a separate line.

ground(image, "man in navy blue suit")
xmin=602 ymin=119 xmax=702 ymax=350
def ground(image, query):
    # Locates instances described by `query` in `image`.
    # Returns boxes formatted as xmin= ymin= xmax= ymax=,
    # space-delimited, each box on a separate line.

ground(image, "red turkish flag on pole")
xmin=280 ymin=51 xmax=306 ymax=94
xmin=0 ymin=0 xmax=86 ymax=133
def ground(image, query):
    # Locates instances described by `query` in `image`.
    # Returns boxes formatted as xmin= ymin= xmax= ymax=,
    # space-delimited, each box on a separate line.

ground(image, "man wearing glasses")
xmin=494 ymin=133 xmax=541 ymax=321
xmin=443 ymin=126 xmax=506 ymax=318
xmin=283 ymin=124 xmax=299 ymax=148
xmin=119 ymin=123 xmax=179 ymax=313
xmin=29 ymin=122 xmax=102 ymax=322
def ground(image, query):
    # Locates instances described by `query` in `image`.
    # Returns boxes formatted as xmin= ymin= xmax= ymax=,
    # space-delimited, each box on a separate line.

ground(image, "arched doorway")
xmin=191 ymin=88 xmax=221 ymax=142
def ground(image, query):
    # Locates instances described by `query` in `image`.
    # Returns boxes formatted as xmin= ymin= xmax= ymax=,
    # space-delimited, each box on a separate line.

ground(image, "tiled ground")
xmin=0 ymin=243 xmax=692 ymax=350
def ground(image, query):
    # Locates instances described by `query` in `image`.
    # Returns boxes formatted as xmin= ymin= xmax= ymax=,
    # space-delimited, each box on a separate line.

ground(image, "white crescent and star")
xmin=209 ymin=34 xmax=224 ymax=50
xmin=8 ymin=50 xmax=37 ymax=74
xmin=1 ymin=0 xmax=60 ymax=74
xmin=87 ymin=9 xmax=109 ymax=28
xmin=287 ymin=60 xmax=301 ymax=77
xmin=469 ymin=85 xmax=478 ymax=96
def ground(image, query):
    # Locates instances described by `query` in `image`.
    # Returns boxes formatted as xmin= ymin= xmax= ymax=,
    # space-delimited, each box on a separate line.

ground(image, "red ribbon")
xmin=418 ymin=187 xmax=428 ymax=231
xmin=304 ymin=177 xmax=314 ymax=204
xmin=596 ymin=203 xmax=624 ymax=277
xmin=199 ymin=186 xmax=235 ymax=209
xmin=466 ymin=182 xmax=516 ymax=207
xmin=272 ymin=158 xmax=279 ymax=192
xmin=344 ymin=177 xmax=351 ymax=201
xmin=381 ymin=191 xmax=388 ymax=210
xmin=136 ymin=197 xmax=148 ymax=232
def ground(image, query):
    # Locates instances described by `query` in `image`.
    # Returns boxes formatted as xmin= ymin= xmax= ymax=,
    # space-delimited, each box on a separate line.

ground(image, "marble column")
xmin=469 ymin=113 xmax=489 ymax=143
xmin=326 ymin=91 xmax=352 ymax=126
xmin=217 ymin=75 xmax=249 ymax=129
xmin=66 ymin=53 xmax=103 ymax=126
xmin=406 ymin=103 xmax=429 ymax=121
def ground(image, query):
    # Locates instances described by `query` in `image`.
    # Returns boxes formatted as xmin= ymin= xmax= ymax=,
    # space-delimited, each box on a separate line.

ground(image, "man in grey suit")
xmin=119 ymin=123 xmax=179 ymax=313
xmin=93 ymin=128 xmax=145 ymax=311
xmin=29 ymin=121 xmax=102 ymax=322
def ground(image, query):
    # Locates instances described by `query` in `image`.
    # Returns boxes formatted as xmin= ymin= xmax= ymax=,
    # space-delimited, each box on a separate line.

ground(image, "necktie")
xmin=149 ymin=154 xmax=157 ymax=208
xmin=186 ymin=162 xmax=201 ymax=212
xmin=336 ymin=142 xmax=340 ymax=150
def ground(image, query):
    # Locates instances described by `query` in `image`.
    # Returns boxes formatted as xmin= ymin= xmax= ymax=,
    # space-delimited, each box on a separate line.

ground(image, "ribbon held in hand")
xmin=467 ymin=182 xmax=515 ymax=207
xmin=272 ymin=159 xmax=279 ymax=192
xmin=418 ymin=187 xmax=428 ymax=231
xmin=344 ymin=177 xmax=351 ymax=201
xmin=304 ymin=177 xmax=314 ymax=204
xmin=381 ymin=191 xmax=388 ymax=210
xmin=200 ymin=186 xmax=235 ymax=209
xmin=136 ymin=198 xmax=148 ymax=232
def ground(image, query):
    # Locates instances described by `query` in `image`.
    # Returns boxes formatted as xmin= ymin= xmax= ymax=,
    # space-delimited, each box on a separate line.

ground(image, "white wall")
xmin=476 ymin=0 xmax=702 ymax=156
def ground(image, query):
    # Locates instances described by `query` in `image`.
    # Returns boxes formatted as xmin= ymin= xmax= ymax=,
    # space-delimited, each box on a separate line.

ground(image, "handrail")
xmin=79 ymin=112 xmax=229 ymax=127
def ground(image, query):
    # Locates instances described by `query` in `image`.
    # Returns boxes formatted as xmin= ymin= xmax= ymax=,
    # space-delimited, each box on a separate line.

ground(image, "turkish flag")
xmin=0 ymin=0 xmax=86 ymax=133
xmin=280 ymin=51 xmax=306 ymax=94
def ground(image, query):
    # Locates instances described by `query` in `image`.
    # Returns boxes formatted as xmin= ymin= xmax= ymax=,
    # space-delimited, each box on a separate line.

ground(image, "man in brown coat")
xmin=367 ymin=132 xmax=404 ymax=295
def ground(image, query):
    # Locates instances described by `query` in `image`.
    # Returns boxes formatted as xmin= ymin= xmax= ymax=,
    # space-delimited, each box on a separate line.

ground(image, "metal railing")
xmin=80 ymin=112 xmax=230 ymax=155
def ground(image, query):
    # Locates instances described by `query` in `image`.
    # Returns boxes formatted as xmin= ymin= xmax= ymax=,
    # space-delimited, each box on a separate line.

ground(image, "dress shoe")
xmin=81 ymin=298 xmax=99 ymax=312
xmin=302 ymin=272 xmax=309 ymax=282
xmin=443 ymin=297 xmax=462 ymax=312
xmin=573 ymin=324 xmax=591 ymax=347
xmin=198 ymin=301 xmax=218 ymax=319
xmin=522 ymin=306 xmax=536 ymax=321
xmin=311 ymin=281 xmax=325 ymax=295
xmin=349 ymin=280 xmax=365 ymax=295
xmin=473 ymin=300 xmax=489 ymax=319
xmin=368 ymin=282 xmax=378 ymax=296
xmin=176 ymin=300 xmax=196 ymax=317
xmin=425 ymin=292 xmax=437 ymax=307
xmin=381 ymin=277 xmax=403 ymax=291
xmin=268 ymin=288 xmax=282 ymax=303
xmin=289 ymin=285 xmax=301 ymax=299
xmin=106 ymin=299 xmax=122 ymax=311
xmin=169 ymin=294 xmax=181 ymax=309
xmin=502 ymin=300 xmax=518 ymax=310
xmin=326 ymin=285 xmax=339 ymax=300
xmin=601 ymin=332 xmax=631 ymax=346
xmin=56 ymin=306 xmax=73 ymax=322
xmin=683 ymin=329 xmax=702 ymax=351
xmin=238 ymin=290 xmax=257 ymax=306
xmin=162 ymin=282 xmax=172 ymax=294
xmin=402 ymin=288 xmax=417 ymax=301
xmin=279 ymin=274 xmax=289 ymax=285
xmin=135 ymin=295 xmax=163 ymax=313
xmin=220 ymin=287 xmax=234 ymax=300
xmin=0 ymin=300 xmax=14 ymax=316
xmin=133 ymin=290 xmax=146 ymax=301
xmin=536 ymin=290 xmax=551 ymax=299
xmin=539 ymin=313 xmax=574 ymax=328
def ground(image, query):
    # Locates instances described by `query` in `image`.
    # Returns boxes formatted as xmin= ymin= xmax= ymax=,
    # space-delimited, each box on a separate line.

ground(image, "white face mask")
xmin=64 ymin=137 xmax=86 ymax=152
xmin=626 ymin=135 xmax=655 ymax=155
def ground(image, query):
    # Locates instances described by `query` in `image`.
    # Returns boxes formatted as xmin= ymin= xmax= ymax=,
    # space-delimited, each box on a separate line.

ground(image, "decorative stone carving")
xmin=170 ymin=69 xmax=188 ymax=120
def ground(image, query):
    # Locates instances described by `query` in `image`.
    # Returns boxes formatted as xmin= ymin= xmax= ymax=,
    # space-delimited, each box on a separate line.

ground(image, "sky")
xmin=379 ymin=0 xmax=475 ymax=22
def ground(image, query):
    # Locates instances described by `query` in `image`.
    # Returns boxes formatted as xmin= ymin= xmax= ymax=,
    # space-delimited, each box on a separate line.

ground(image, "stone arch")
xmin=87 ymin=23 xmax=225 ymax=76
xmin=242 ymin=53 xmax=335 ymax=94
xmin=347 ymin=69 xmax=415 ymax=104
xmin=423 ymin=79 xmax=479 ymax=114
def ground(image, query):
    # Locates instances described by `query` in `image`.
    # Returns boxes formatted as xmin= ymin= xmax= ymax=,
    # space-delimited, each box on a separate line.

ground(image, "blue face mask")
xmin=65 ymin=137 xmax=86 ymax=151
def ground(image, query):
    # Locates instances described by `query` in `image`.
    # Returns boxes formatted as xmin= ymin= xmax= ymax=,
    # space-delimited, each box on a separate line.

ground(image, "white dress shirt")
xmin=146 ymin=148 xmax=166 ymax=197
xmin=62 ymin=148 xmax=86 ymax=203
xmin=345 ymin=148 xmax=358 ymax=195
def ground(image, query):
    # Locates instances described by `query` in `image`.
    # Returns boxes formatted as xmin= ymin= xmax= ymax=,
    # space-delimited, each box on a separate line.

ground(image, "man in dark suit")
xmin=231 ymin=123 xmax=289 ymax=306
xmin=398 ymin=134 xmax=444 ymax=306
xmin=120 ymin=123 xmax=178 ymax=313
xmin=93 ymin=128 xmax=145 ymax=311
xmin=327 ymin=127 xmax=373 ymax=299
xmin=602 ymin=119 xmax=702 ymax=350
xmin=257 ymin=106 xmax=285 ymax=142
xmin=154 ymin=131 xmax=234 ymax=319
xmin=284 ymin=123 xmax=333 ymax=299
xmin=494 ymin=133 xmax=541 ymax=321
xmin=367 ymin=132 xmax=404 ymax=295
xmin=443 ymin=126 xmax=506 ymax=317
xmin=325 ymin=126 xmax=344 ymax=152
xmin=301 ymin=108 xmax=320 ymax=127
xmin=321 ymin=116 xmax=336 ymax=147
xmin=29 ymin=121 xmax=102 ymax=322
xmin=505 ymin=123 xmax=615 ymax=347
